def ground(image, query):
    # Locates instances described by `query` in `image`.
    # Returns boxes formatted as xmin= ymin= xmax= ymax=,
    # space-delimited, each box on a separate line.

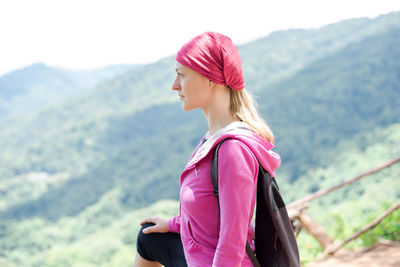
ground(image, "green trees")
xmin=0 ymin=11 xmax=399 ymax=266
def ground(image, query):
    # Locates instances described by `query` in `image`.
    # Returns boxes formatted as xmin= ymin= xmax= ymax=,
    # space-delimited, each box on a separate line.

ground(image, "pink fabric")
xmin=176 ymin=31 xmax=245 ymax=90
xmin=168 ymin=128 xmax=281 ymax=267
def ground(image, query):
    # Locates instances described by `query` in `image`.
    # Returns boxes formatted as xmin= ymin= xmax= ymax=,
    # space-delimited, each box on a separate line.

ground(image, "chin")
xmin=182 ymin=104 xmax=196 ymax=111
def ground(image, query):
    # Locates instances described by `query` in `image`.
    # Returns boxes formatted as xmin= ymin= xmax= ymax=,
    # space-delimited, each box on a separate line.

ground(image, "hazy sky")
xmin=0 ymin=0 xmax=399 ymax=76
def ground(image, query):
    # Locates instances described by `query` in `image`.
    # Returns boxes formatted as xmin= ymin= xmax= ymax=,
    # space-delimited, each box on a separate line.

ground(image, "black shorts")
xmin=136 ymin=223 xmax=187 ymax=267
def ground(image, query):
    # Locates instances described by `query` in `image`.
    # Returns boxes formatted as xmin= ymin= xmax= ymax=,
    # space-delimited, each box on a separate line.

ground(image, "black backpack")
xmin=211 ymin=138 xmax=300 ymax=267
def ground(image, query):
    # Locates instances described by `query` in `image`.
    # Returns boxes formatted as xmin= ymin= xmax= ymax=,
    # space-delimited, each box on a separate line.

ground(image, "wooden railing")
xmin=286 ymin=156 xmax=400 ymax=258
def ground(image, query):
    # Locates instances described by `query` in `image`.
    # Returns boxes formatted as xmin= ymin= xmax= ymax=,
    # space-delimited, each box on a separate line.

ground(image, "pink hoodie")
xmin=168 ymin=122 xmax=281 ymax=267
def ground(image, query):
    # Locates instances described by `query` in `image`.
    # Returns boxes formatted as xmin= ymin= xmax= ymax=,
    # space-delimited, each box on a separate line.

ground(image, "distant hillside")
xmin=260 ymin=26 xmax=400 ymax=179
xmin=0 ymin=63 xmax=136 ymax=119
xmin=0 ymin=12 xmax=399 ymax=222
xmin=239 ymin=11 xmax=400 ymax=90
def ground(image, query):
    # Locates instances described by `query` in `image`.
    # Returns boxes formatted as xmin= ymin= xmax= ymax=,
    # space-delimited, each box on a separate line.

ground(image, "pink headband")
xmin=176 ymin=31 xmax=245 ymax=90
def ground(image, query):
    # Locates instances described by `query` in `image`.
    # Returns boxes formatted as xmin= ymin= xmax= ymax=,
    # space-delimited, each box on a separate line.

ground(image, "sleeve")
xmin=212 ymin=139 xmax=258 ymax=267
xmin=168 ymin=213 xmax=181 ymax=233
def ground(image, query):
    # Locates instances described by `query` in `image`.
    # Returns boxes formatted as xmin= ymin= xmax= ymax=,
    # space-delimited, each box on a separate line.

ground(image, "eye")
xmin=177 ymin=72 xmax=183 ymax=77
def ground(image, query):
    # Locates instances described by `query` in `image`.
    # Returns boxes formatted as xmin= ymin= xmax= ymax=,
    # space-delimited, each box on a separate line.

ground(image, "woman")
xmin=134 ymin=31 xmax=281 ymax=267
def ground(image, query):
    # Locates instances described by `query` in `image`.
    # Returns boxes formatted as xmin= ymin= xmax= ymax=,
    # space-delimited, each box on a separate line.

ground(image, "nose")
xmin=171 ymin=77 xmax=180 ymax=91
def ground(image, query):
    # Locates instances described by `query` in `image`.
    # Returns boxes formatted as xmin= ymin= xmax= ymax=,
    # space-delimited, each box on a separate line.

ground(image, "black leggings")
xmin=136 ymin=223 xmax=187 ymax=267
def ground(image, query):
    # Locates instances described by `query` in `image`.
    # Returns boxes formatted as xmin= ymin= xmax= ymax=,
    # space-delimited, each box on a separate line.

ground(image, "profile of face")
xmin=172 ymin=61 xmax=213 ymax=111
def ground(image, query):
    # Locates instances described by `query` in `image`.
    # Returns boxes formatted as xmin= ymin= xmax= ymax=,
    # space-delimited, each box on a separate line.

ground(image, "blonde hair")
xmin=230 ymin=88 xmax=275 ymax=144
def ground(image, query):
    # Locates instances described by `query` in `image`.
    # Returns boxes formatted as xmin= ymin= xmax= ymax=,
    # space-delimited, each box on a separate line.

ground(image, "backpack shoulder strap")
xmin=211 ymin=137 xmax=256 ymax=198
xmin=211 ymin=138 xmax=233 ymax=200
xmin=211 ymin=137 xmax=300 ymax=267
xmin=211 ymin=137 xmax=261 ymax=267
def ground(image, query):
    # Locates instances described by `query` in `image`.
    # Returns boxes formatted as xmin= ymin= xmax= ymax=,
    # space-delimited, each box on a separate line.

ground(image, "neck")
xmin=202 ymin=86 xmax=238 ymax=139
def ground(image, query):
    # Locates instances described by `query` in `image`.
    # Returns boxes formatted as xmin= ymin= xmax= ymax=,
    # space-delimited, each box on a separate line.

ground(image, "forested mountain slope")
xmin=0 ymin=12 xmax=399 ymax=223
xmin=0 ymin=63 xmax=136 ymax=119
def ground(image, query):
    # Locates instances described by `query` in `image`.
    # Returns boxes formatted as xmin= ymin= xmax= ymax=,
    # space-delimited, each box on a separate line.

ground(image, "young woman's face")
xmin=172 ymin=61 xmax=213 ymax=111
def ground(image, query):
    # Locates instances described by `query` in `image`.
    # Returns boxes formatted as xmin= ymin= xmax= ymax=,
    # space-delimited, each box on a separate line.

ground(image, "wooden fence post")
xmin=296 ymin=209 xmax=335 ymax=249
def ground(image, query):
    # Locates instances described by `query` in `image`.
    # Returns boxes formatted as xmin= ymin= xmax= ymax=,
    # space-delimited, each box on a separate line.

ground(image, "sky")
xmin=0 ymin=0 xmax=399 ymax=76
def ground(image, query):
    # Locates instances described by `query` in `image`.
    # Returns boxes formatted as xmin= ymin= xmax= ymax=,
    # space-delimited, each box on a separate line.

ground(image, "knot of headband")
xmin=176 ymin=31 xmax=245 ymax=90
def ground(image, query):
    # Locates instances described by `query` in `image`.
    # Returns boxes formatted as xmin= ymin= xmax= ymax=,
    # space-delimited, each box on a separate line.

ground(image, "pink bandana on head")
xmin=176 ymin=31 xmax=245 ymax=90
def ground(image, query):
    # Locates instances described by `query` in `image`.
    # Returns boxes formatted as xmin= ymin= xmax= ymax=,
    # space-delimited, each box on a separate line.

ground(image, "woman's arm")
xmin=167 ymin=214 xmax=181 ymax=233
xmin=212 ymin=139 xmax=258 ymax=267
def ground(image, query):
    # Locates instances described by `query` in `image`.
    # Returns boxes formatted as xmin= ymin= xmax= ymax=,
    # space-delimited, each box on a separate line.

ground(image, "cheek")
xmin=183 ymin=79 xmax=201 ymax=97
xmin=191 ymin=85 xmax=210 ymax=105
xmin=196 ymin=86 xmax=212 ymax=103
xmin=182 ymin=76 xmax=211 ymax=106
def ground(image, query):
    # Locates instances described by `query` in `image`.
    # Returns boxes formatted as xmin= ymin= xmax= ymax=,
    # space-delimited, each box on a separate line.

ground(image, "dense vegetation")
xmin=0 ymin=63 xmax=135 ymax=120
xmin=295 ymin=123 xmax=400 ymax=262
xmin=1 ymin=123 xmax=398 ymax=266
xmin=261 ymin=26 xmax=400 ymax=181
xmin=0 ymin=11 xmax=399 ymax=266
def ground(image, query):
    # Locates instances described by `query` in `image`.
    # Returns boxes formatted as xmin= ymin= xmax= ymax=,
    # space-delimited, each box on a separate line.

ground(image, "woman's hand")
xmin=139 ymin=216 xmax=170 ymax=234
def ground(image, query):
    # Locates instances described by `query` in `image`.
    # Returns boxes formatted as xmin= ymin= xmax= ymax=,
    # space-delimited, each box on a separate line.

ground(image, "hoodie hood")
xmin=185 ymin=121 xmax=281 ymax=177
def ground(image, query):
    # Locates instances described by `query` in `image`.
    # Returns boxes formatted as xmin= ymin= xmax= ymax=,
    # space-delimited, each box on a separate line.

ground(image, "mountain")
xmin=0 ymin=62 xmax=137 ymax=119
xmin=238 ymin=11 xmax=400 ymax=90
xmin=1 ymin=10 xmax=400 ymax=267
xmin=259 ymin=26 xmax=400 ymax=180
xmin=0 ymin=10 xmax=399 ymax=225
